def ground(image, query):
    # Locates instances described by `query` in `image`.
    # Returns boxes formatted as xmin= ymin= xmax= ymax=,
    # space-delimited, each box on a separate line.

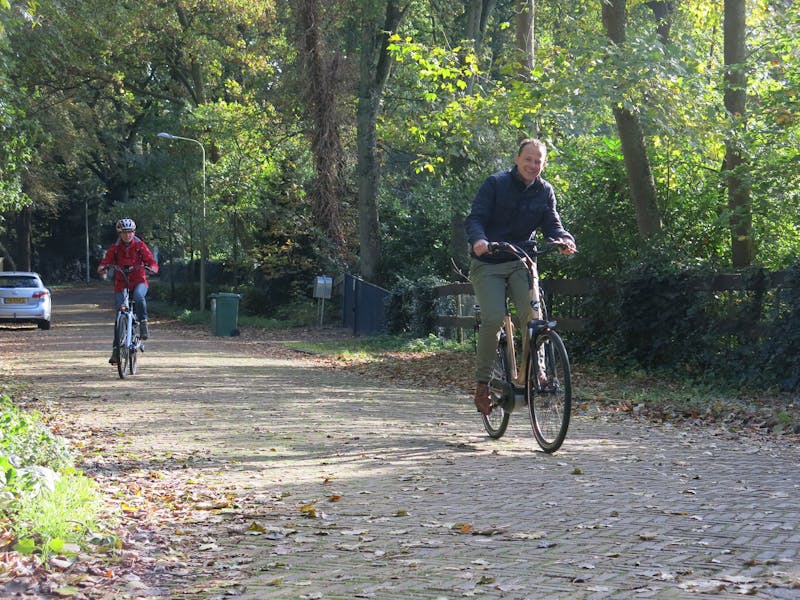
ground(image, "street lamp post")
xmin=157 ymin=132 xmax=207 ymax=312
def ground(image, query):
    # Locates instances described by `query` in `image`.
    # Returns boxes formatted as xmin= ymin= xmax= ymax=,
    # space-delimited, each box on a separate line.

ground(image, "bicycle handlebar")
xmin=486 ymin=240 xmax=570 ymax=261
xmin=103 ymin=264 xmax=156 ymax=275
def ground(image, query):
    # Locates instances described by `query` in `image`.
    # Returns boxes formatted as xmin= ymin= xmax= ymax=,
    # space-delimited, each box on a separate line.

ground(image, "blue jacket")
xmin=464 ymin=166 xmax=574 ymax=263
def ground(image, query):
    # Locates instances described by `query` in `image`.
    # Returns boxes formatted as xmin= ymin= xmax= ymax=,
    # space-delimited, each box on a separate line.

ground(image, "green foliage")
xmin=0 ymin=393 xmax=105 ymax=557
xmin=0 ymin=38 xmax=33 ymax=212
xmin=566 ymin=252 xmax=800 ymax=392
xmin=755 ymin=264 xmax=800 ymax=391
xmin=0 ymin=396 xmax=73 ymax=471
xmin=283 ymin=332 xmax=471 ymax=358
xmin=13 ymin=470 xmax=101 ymax=559
xmin=150 ymin=279 xmax=323 ymax=328
xmin=549 ymin=137 xmax=639 ymax=278
xmin=385 ymin=275 xmax=446 ymax=336
xmin=604 ymin=250 xmax=719 ymax=371
xmin=379 ymin=179 xmax=468 ymax=282
xmin=175 ymin=308 xmax=209 ymax=327
xmin=1 ymin=0 xmax=799 ymax=335
xmin=401 ymin=333 xmax=472 ymax=353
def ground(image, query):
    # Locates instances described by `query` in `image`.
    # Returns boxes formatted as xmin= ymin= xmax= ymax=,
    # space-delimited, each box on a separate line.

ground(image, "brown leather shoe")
xmin=474 ymin=382 xmax=492 ymax=415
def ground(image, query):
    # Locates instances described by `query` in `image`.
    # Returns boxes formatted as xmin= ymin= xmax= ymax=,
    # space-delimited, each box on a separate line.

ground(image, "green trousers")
xmin=469 ymin=257 xmax=540 ymax=383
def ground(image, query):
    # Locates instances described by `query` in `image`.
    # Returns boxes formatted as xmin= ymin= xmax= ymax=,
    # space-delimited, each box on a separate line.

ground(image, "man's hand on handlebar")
xmin=549 ymin=237 xmax=577 ymax=256
xmin=472 ymin=239 xmax=491 ymax=257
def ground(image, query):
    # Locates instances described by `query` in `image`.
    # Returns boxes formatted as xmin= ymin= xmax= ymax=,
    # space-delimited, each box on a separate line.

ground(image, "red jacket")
xmin=99 ymin=237 xmax=159 ymax=293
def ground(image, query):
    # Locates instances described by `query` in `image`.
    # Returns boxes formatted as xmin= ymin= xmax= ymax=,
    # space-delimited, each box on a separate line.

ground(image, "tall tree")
xmin=464 ymin=0 xmax=495 ymax=94
xmin=601 ymin=0 xmax=663 ymax=239
xmin=449 ymin=1 xmax=498 ymax=273
xmin=356 ymin=0 xmax=407 ymax=282
xmin=516 ymin=0 xmax=534 ymax=74
xmin=723 ymin=0 xmax=753 ymax=267
xmin=646 ymin=1 xmax=675 ymax=43
xmin=296 ymin=0 xmax=348 ymax=253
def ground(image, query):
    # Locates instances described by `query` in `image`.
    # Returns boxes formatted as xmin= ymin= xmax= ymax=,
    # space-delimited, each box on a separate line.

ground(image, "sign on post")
xmin=313 ymin=276 xmax=332 ymax=299
xmin=313 ymin=276 xmax=333 ymax=326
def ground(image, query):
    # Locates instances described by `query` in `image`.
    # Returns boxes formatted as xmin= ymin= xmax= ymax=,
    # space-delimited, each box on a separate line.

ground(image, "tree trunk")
xmin=297 ymin=0 xmax=347 ymax=252
xmin=602 ymin=0 xmax=663 ymax=240
xmin=15 ymin=206 xmax=32 ymax=272
xmin=646 ymin=1 xmax=675 ymax=43
xmin=17 ymin=175 xmax=34 ymax=271
xmin=451 ymin=1 xmax=496 ymax=274
xmin=356 ymin=0 xmax=405 ymax=283
xmin=463 ymin=1 xmax=495 ymax=95
xmin=0 ymin=239 xmax=17 ymax=271
xmin=515 ymin=0 xmax=534 ymax=74
xmin=724 ymin=0 xmax=753 ymax=267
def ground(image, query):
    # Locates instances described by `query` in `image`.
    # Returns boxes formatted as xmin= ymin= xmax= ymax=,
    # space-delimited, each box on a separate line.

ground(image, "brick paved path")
xmin=2 ymin=287 xmax=799 ymax=599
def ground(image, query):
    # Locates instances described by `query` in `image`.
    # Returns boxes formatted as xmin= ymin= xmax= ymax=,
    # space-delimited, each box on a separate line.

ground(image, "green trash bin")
xmin=209 ymin=292 xmax=241 ymax=336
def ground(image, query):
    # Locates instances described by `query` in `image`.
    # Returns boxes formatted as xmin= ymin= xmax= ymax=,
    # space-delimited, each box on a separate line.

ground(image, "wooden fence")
xmin=433 ymin=270 xmax=793 ymax=336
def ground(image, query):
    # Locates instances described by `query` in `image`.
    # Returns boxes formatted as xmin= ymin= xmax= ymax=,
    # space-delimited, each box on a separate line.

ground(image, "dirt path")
xmin=2 ymin=286 xmax=800 ymax=599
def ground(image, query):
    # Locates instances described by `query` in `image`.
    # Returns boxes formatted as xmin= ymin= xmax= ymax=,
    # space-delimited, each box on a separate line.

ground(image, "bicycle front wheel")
xmin=128 ymin=326 xmax=139 ymax=376
xmin=526 ymin=329 xmax=571 ymax=453
xmin=116 ymin=313 xmax=131 ymax=380
xmin=483 ymin=337 xmax=512 ymax=439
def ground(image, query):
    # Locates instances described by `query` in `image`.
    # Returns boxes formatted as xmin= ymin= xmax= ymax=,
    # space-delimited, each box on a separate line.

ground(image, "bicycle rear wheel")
xmin=526 ymin=329 xmax=571 ymax=453
xmin=116 ymin=313 xmax=131 ymax=380
xmin=483 ymin=336 xmax=512 ymax=439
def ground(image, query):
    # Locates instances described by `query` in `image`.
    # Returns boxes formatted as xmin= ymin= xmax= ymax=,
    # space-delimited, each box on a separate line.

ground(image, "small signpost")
xmin=313 ymin=276 xmax=333 ymax=326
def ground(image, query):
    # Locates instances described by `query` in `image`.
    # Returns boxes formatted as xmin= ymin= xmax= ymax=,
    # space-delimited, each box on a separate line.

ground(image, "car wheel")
xmin=37 ymin=320 xmax=51 ymax=330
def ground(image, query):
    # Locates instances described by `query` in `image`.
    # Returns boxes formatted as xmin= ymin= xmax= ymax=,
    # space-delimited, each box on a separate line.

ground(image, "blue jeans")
xmin=114 ymin=283 xmax=148 ymax=322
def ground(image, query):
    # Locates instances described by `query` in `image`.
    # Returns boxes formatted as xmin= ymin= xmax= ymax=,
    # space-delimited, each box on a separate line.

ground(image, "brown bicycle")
xmin=474 ymin=241 xmax=572 ymax=453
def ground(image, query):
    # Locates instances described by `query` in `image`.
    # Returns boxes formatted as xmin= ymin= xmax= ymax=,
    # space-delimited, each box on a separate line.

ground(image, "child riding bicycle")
xmin=97 ymin=218 xmax=159 ymax=365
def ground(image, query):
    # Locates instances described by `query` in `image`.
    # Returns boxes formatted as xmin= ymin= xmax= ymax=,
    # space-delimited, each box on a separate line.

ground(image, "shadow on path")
xmin=1 ymin=286 xmax=799 ymax=599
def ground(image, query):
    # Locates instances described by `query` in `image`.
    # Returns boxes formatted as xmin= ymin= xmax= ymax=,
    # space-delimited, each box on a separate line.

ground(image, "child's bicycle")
xmin=105 ymin=265 xmax=153 ymax=379
xmin=475 ymin=241 xmax=572 ymax=453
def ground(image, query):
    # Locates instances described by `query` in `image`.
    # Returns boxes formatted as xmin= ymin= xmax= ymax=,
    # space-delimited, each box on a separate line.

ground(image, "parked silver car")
xmin=0 ymin=271 xmax=52 ymax=330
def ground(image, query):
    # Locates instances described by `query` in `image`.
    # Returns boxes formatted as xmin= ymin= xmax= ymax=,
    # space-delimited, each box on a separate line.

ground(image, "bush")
xmin=0 ymin=394 xmax=105 ymax=558
xmin=0 ymin=396 xmax=73 ymax=471
xmin=386 ymin=275 xmax=446 ymax=336
xmin=569 ymin=252 xmax=800 ymax=392
xmin=754 ymin=263 xmax=800 ymax=391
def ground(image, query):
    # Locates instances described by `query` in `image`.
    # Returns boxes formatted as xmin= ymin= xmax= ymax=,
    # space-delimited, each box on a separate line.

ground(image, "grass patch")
xmin=575 ymin=363 xmax=800 ymax=433
xmin=239 ymin=314 xmax=299 ymax=329
xmin=0 ymin=396 xmax=73 ymax=471
xmin=151 ymin=301 xmax=300 ymax=329
xmin=0 ymin=388 xmax=111 ymax=559
xmin=13 ymin=469 xmax=103 ymax=558
xmin=284 ymin=333 xmax=474 ymax=357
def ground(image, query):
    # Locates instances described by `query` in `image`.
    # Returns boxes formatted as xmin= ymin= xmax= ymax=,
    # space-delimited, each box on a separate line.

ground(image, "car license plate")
xmin=4 ymin=298 xmax=25 ymax=304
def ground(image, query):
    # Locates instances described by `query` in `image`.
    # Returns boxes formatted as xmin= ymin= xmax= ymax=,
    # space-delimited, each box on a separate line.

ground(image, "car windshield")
xmin=0 ymin=276 xmax=40 ymax=288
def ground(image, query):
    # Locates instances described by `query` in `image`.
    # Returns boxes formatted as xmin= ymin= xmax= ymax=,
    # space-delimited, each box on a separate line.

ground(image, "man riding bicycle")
xmin=465 ymin=138 xmax=576 ymax=416
xmin=97 ymin=218 xmax=159 ymax=364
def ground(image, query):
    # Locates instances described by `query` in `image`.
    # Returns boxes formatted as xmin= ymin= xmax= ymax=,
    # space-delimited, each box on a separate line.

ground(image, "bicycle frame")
xmin=477 ymin=240 xmax=572 ymax=452
xmin=107 ymin=265 xmax=145 ymax=378
xmin=495 ymin=245 xmax=549 ymax=410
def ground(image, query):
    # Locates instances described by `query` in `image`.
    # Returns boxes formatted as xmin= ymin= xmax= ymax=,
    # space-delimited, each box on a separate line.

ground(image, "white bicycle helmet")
xmin=116 ymin=218 xmax=136 ymax=232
